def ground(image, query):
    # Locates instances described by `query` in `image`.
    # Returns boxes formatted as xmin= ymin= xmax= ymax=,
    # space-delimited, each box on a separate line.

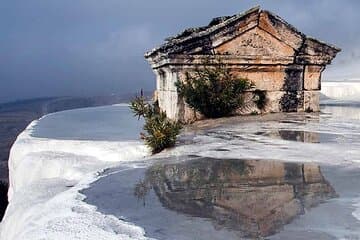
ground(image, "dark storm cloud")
xmin=0 ymin=0 xmax=359 ymax=103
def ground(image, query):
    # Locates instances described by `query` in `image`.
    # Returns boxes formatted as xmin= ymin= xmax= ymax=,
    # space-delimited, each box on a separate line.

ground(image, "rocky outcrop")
xmin=145 ymin=6 xmax=340 ymax=123
xmin=138 ymin=157 xmax=337 ymax=238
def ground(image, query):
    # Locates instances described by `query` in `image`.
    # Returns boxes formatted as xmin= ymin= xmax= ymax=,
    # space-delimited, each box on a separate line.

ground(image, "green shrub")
xmin=176 ymin=59 xmax=253 ymax=118
xmin=130 ymin=92 xmax=182 ymax=154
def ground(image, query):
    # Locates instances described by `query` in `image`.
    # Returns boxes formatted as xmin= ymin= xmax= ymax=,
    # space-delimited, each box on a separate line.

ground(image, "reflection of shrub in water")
xmin=134 ymin=180 xmax=151 ymax=206
xmin=0 ymin=181 xmax=8 ymax=221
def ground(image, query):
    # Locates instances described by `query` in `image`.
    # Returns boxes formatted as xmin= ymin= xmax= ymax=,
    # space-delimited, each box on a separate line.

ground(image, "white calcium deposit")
xmin=0 ymin=105 xmax=150 ymax=240
xmin=1 ymin=97 xmax=360 ymax=239
xmin=322 ymin=81 xmax=360 ymax=101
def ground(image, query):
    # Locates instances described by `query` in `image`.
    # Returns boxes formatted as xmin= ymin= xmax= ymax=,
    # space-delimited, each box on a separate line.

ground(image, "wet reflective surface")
xmin=31 ymin=105 xmax=144 ymax=141
xmin=254 ymin=130 xmax=340 ymax=143
xmin=83 ymin=104 xmax=360 ymax=239
xmin=84 ymin=157 xmax=337 ymax=239
xmin=136 ymin=157 xmax=337 ymax=238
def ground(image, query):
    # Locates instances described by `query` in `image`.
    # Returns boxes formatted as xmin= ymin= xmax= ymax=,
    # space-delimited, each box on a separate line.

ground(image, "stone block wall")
xmin=146 ymin=7 xmax=340 ymax=123
xmin=153 ymin=61 xmax=324 ymax=123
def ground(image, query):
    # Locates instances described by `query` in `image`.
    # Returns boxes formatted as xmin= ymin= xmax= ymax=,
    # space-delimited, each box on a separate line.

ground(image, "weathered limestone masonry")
xmin=145 ymin=6 xmax=341 ymax=123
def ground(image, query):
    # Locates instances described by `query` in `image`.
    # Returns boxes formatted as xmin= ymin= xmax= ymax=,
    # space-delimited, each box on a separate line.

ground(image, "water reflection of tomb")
xmin=271 ymin=130 xmax=320 ymax=143
xmin=135 ymin=157 xmax=337 ymax=238
xmin=253 ymin=129 xmax=340 ymax=143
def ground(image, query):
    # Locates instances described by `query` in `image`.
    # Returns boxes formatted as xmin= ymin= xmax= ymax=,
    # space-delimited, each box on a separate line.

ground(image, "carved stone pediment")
xmin=145 ymin=6 xmax=340 ymax=66
xmin=215 ymin=27 xmax=295 ymax=58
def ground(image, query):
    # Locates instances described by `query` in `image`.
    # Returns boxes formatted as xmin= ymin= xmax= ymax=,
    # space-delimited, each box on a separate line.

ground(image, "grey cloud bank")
xmin=0 ymin=0 xmax=359 ymax=103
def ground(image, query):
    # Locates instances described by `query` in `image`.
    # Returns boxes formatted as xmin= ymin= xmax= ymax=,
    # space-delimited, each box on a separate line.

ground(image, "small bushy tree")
xmin=176 ymin=59 xmax=253 ymax=118
xmin=130 ymin=91 xmax=182 ymax=154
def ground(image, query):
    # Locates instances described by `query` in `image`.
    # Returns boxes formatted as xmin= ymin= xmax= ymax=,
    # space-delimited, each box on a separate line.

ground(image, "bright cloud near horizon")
xmin=1 ymin=0 xmax=359 ymax=103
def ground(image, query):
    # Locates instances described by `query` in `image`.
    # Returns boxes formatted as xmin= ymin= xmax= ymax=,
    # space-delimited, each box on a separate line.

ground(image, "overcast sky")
xmin=1 ymin=0 xmax=359 ymax=103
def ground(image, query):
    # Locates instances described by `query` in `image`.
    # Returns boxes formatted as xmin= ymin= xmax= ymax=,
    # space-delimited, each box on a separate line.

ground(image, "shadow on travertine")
xmin=135 ymin=157 xmax=337 ymax=238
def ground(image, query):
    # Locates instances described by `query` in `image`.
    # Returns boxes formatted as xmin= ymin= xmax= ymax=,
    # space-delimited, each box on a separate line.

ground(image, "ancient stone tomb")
xmin=145 ymin=7 xmax=340 ymax=122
